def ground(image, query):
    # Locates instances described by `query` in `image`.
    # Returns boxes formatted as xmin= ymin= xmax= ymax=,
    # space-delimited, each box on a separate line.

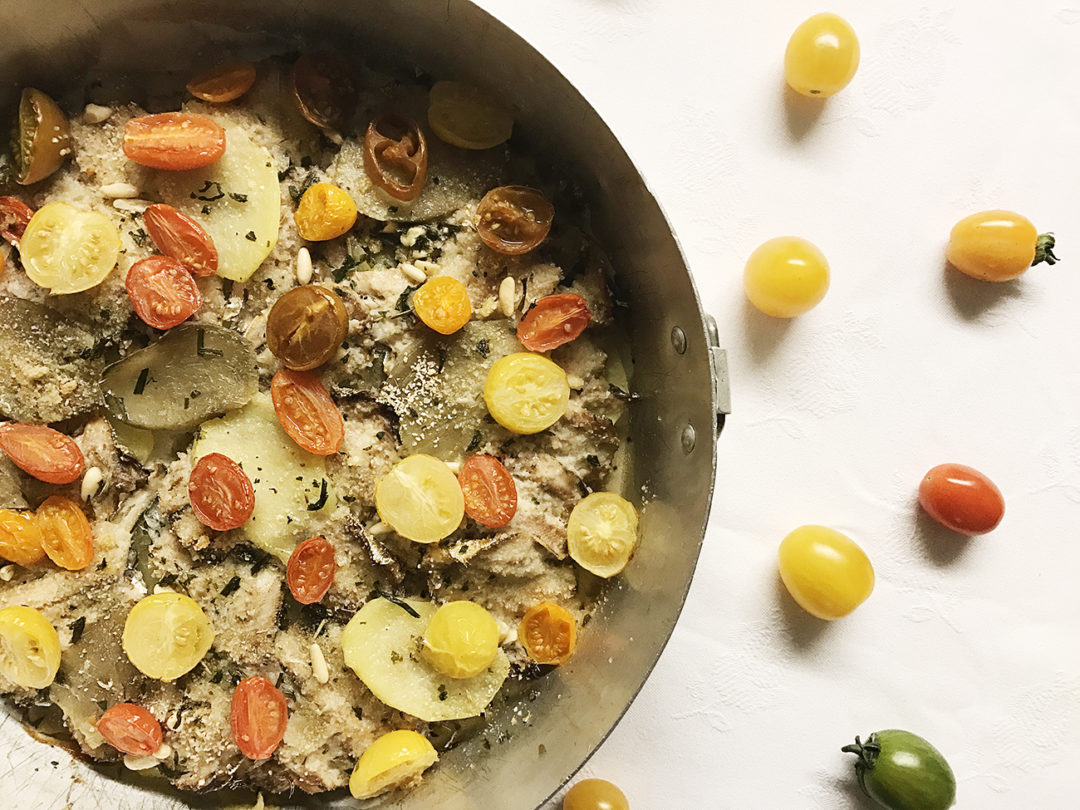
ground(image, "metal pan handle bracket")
xmin=705 ymin=315 xmax=730 ymax=437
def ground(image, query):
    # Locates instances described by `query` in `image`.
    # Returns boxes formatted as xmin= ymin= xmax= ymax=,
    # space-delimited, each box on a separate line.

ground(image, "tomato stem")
xmin=1033 ymin=233 xmax=1058 ymax=266
xmin=841 ymin=734 xmax=882 ymax=770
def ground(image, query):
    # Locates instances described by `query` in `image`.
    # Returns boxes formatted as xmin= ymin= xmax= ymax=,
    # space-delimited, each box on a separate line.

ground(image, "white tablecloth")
xmin=471 ymin=1 xmax=1080 ymax=807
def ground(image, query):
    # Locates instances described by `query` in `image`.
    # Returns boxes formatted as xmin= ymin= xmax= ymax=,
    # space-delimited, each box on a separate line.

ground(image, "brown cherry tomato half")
xmin=459 ymin=454 xmax=517 ymax=529
xmin=362 ymin=114 xmax=428 ymax=202
xmin=15 ymin=88 xmax=72 ymax=185
xmin=0 ymin=508 xmax=46 ymax=567
xmin=0 ymin=422 xmax=84 ymax=484
xmin=291 ymin=54 xmax=356 ymax=131
xmin=122 ymin=113 xmax=226 ymax=171
xmin=126 ymin=255 xmax=203 ymax=330
xmin=97 ymin=703 xmax=163 ymax=756
xmin=476 ymin=186 xmax=553 ymax=256
xmin=517 ymin=293 xmax=591 ymax=352
xmin=270 ymin=369 xmax=344 ymax=456
xmin=189 ymin=452 xmax=255 ymax=532
xmin=519 ymin=601 xmax=577 ymax=666
xmin=0 ymin=196 xmax=34 ymax=248
xmin=36 ymin=495 xmax=94 ymax=571
xmin=144 ymin=203 xmax=219 ymax=277
xmin=186 ymin=61 xmax=257 ymax=103
xmin=266 ymin=285 xmax=348 ymax=370
xmin=918 ymin=463 xmax=1005 ymax=536
xmin=231 ymin=676 xmax=288 ymax=760
xmin=286 ymin=536 xmax=336 ymax=604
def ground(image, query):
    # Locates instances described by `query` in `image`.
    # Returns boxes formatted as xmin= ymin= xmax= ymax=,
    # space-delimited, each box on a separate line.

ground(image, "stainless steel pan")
xmin=0 ymin=1 xmax=729 ymax=807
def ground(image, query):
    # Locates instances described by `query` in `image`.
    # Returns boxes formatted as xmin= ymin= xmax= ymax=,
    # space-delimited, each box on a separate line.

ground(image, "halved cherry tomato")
xmin=36 ymin=495 xmax=94 ymax=571
xmin=476 ymin=186 xmax=553 ymax=255
xmin=412 ymin=276 xmax=471 ymax=335
xmin=918 ymin=463 xmax=1004 ymax=536
xmin=517 ymin=293 xmax=591 ymax=352
xmin=189 ymin=452 xmax=255 ymax=532
xmin=459 ymin=454 xmax=517 ymax=529
xmin=291 ymin=54 xmax=356 ymax=131
xmin=14 ymin=89 xmax=71 ymax=185
xmin=122 ymin=113 xmax=226 ymax=171
xmin=519 ymin=601 xmax=577 ymax=666
xmin=266 ymin=285 xmax=349 ymax=370
xmin=286 ymin=536 xmax=336 ymax=604
xmin=0 ymin=197 xmax=34 ymax=248
xmin=97 ymin=703 xmax=163 ymax=756
xmin=126 ymin=256 xmax=202 ymax=330
xmin=231 ymin=675 xmax=289 ymax=760
xmin=144 ymin=203 xmax=218 ymax=277
xmin=0 ymin=423 xmax=84 ymax=484
xmin=363 ymin=115 xmax=428 ymax=202
xmin=0 ymin=509 xmax=46 ymax=566
xmin=186 ymin=61 xmax=257 ymax=103
xmin=270 ymin=369 xmax=344 ymax=455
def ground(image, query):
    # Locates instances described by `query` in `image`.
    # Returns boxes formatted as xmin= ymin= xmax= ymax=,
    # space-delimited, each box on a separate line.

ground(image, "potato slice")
xmin=342 ymin=598 xmax=509 ymax=722
xmin=101 ymin=325 xmax=257 ymax=431
xmin=153 ymin=127 xmax=279 ymax=281
xmin=192 ymin=393 xmax=336 ymax=561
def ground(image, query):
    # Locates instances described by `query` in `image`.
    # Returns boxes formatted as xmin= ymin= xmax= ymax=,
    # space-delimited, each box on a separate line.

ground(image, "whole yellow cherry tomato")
xmin=946 ymin=210 xmax=1057 ymax=282
xmin=563 ymin=778 xmax=629 ymax=810
xmin=743 ymin=236 xmax=830 ymax=318
xmin=784 ymin=13 xmax=860 ymax=98
xmin=778 ymin=525 xmax=874 ymax=620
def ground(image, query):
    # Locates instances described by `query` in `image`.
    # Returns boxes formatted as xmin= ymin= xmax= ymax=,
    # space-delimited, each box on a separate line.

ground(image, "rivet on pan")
xmin=670 ymin=326 xmax=687 ymax=355
xmin=681 ymin=423 xmax=696 ymax=454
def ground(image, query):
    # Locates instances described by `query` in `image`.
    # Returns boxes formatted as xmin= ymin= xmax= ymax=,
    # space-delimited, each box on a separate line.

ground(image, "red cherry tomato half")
xmin=918 ymin=463 xmax=1004 ymax=536
xmin=0 ymin=422 xmax=84 ymax=484
xmin=0 ymin=196 xmax=34 ymax=248
xmin=126 ymin=255 xmax=202 ymax=330
xmin=286 ymin=536 xmax=336 ymax=604
xmin=122 ymin=113 xmax=226 ymax=171
xmin=459 ymin=454 xmax=517 ymax=529
xmin=97 ymin=703 xmax=163 ymax=756
xmin=188 ymin=452 xmax=255 ymax=532
xmin=270 ymin=369 xmax=344 ymax=456
xmin=517 ymin=293 xmax=591 ymax=353
xmin=144 ymin=203 xmax=218 ymax=277
xmin=230 ymin=676 xmax=289 ymax=760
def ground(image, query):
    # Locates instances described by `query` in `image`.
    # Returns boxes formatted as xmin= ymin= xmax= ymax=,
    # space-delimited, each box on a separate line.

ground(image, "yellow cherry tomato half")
xmin=428 ymin=81 xmax=514 ymax=150
xmin=422 ymin=600 xmax=500 ymax=679
xmin=567 ymin=492 xmax=638 ymax=578
xmin=294 ymin=182 xmax=358 ymax=241
xmin=375 ymin=454 xmax=465 ymax=544
xmin=784 ymin=13 xmax=860 ymax=98
xmin=484 ymin=352 xmax=570 ymax=434
xmin=350 ymin=729 xmax=438 ymax=800
xmin=946 ymin=210 xmax=1057 ymax=282
xmin=20 ymin=202 xmax=121 ymax=294
xmin=563 ymin=778 xmax=630 ymax=810
xmin=743 ymin=236 xmax=830 ymax=318
xmin=778 ymin=525 xmax=874 ymax=620
xmin=0 ymin=605 xmax=61 ymax=689
xmin=412 ymin=276 xmax=472 ymax=335
xmin=122 ymin=592 xmax=214 ymax=681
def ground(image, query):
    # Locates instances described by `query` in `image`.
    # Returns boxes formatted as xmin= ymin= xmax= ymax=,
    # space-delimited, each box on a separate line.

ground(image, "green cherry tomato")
xmin=784 ymin=13 xmax=861 ymax=98
xmin=778 ymin=525 xmax=874 ymax=620
xmin=843 ymin=730 xmax=957 ymax=810
xmin=743 ymin=236 xmax=830 ymax=318
xmin=563 ymin=778 xmax=629 ymax=810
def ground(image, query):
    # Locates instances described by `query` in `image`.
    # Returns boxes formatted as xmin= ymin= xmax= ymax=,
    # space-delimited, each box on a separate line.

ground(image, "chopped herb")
xmin=244 ymin=230 xmax=257 ymax=242
xmin=157 ymin=572 xmax=178 ymax=587
xmin=333 ymin=254 xmax=360 ymax=283
xmin=263 ymin=278 xmax=275 ymax=290
xmin=352 ymin=706 xmax=364 ymax=721
xmin=396 ymin=283 xmax=423 ymax=312
xmin=190 ymin=389 xmax=202 ymax=399
xmin=220 ymin=576 xmax=242 ymax=596
xmin=196 ymin=328 xmax=223 ymax=357
xmin=476 ymin=339 xmax=490 ymax=358
xmin=466 ymin=430 xmax=483 ymax=453
xmin=190 ymin=180 xmax=225 ymax=202
xmin=376 ymin=590 xmax=421 ymax=618
xmin=183 ymin=397 xmax=189 ymax=410
xmin=390 ymin=650 xmax=403 ymax=664
xmin=229 ymin=192 xmax=248 ymax=203
xmin=68 ymin=616 xmax=86 ymax=644
xmin=608 ymin=384 xmax=640 ymax=402
xmin=222 ymin=278 xmax=234 ymax=298
xmin=210 ymin=670 xmax=224 ymax=684
xmin=306 ymin=479 xmax=329 ymax=511
xmin=375 ymin=431 xmax=385 ymax=440
xmin=201 ymin=205 xmax=211 ymax=215
xmin=388 ymin=205 xmax=398 ymax=214
xmin=300 ymin=155 xmax=312 ymax=168
xmin=133 ymin=367 xmax=150 ymax=395
xmin=131 ymin=228 xmax=150 ymax=247
xmin=586 ymin=454 xmax=600 ymax=467
xmin=288 ymin=184 xmax=301 ymax=202
xmin=96 ymin=557 xmax=108 ymax=571
xmin=438 ymin=684 xmax=448 ymax=701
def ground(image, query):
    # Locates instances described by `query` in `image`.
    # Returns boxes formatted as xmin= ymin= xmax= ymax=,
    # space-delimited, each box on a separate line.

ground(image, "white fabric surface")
xmin=466 ymin=1 xmax=1080 ymax=807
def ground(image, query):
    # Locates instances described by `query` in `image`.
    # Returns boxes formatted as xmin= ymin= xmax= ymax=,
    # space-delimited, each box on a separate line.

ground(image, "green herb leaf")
xmin=133 ymin=367 xmax=150 ymax=395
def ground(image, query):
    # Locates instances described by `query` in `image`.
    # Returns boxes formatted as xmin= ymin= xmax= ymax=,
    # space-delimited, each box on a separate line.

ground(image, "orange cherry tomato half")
xmin=412 ymin=276 xmax=472 ymax=335
xmin=362 ymin=114 xmax=428 ymax=202
xmin=918 ymin=463 xmax=1005 ymax=536
xmin=0 ymin=196 xmax=34 ymax=248
xmin=231 ymin=675 xmax=289 ymax=760
xmin=517 ymin=293 xmax=591 ymax=352
xmin=97 ymin=703 xmax=163 ymax=756
xmin=476 ymin=186 xmax=553 ymax=255
xmin=519 ymin=601 xmax=577 ymax=666
xmin=36 ymin=495 xmax=94 ymax=571
xmin=144 ymin=203 xmax=218 ymax=277
xmin=270 ymin=369 xmax=344 ymax=455
xmin=0 ymin=508 xmax=46 ymax=566
xmin=286 ymin=536 xmax=336 ymax=605
xmin=122 ymin=113 xmax=226 ymax=171
xmin=189 ymin=452 xmax=255 ymax=532
xmin=0 ymin=422 xmax=84 ymax=484
xmin=126 ymin=255 xmax=202 ymax=330
xmin=459 ymin=454 xmax=517 ymax=529
xmin=186 ymin=61 xmax=257 ymax=103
